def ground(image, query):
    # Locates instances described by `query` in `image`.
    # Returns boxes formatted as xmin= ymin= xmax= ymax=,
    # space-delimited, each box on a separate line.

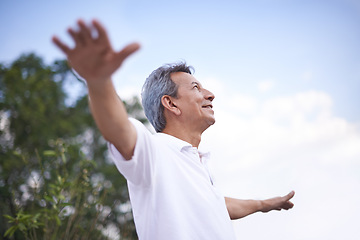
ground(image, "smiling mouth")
xmin=202 ymin=105 xmax=213 ymax=109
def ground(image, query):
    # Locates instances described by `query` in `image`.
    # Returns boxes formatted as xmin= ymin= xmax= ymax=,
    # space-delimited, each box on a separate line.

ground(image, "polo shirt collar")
xmin=156 ymin=132 xmax=192 ymax=151
xmin=156 ymin=133 xmax=210 ymax=157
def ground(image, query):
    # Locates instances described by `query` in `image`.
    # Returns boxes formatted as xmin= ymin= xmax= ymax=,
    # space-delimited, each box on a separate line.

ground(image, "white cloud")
xmin=230 ymin=95 xmax=258 ymax=115
xmin=261 ymin=90 xmax=332 ymax=122
xmin=199 ymin=80 xmax=360 ymax=240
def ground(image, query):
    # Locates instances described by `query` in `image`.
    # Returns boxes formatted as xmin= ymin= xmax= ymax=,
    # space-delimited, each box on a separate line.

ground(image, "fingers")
xmin=53 ymin=19 xmax=94 ymax=53
xmin=52 ymin=19 xmax=101 ymax=54
xmin=283 ymin=199 xmax=294 ymax=210
xmin=67 ymin=20 xmax=93 ymax=47
xmin=53 ymin=19 xmax=140 ymax=66
xmin=92 ymin=19 xmax=109 ymax=43
xmin=276 ymin=201 xmax=294 ymax=211
xmin=116 ymin=42 xmax=141 ymax=62
xmin=52 ymin=36 xmax=71 ymax=54
xmin=283 ymin=199 xmax=294 ymax=209
xmin=78 ymin=20 xmax=93 ymax=45
xmin=68 ymin=28 xmax=84 ymax=46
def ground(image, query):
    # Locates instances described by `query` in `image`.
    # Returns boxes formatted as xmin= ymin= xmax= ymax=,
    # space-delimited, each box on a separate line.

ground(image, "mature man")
xmin=53 ymin=19 xmax=295 ymax=240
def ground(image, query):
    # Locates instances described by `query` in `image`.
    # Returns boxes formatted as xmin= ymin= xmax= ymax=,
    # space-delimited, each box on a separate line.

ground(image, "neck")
xmin=161 ymin=124 xmax=203 ymax=148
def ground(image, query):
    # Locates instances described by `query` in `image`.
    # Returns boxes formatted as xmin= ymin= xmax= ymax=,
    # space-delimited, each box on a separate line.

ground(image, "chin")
xmin=207 ymin=117 xmax=216 ymax=126
xmin=200 ymin=118 xmax=215 ymax=133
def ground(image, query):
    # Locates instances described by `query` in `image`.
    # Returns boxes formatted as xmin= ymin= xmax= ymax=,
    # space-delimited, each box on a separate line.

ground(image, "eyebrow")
xmin=191 ymin=81 xmax=201 ymax=86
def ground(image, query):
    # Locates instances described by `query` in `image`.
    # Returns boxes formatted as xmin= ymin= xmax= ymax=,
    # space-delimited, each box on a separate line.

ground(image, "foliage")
xmin=3 ymin=140 xmax=116 ymax=240
xmin=0 ymin=53 xmax=143 ymax=239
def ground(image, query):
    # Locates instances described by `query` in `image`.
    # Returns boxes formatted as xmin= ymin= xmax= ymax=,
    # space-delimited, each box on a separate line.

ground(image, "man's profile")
xmin=52 ymin=19 xmax=294 ymax=240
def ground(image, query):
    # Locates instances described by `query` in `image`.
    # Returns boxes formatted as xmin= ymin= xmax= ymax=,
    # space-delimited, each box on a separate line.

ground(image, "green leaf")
xmin=18 ymin=214 xmax=32 ymax=220
xmin=60 ymin=202 xmax=73 ymax=207
xmin=43 ymin=150 xmax=57 ymax=156
xmin=54 ymin=215 xmax=61 ymax=226
xmin=61 ymin=152 xmax=66 ymax=163
xmin=58 ymin=194 xmax=65 ymax=200
xmin=4 ymin=225 xmax=18 ymax=237
xmin=44 ymin=195 xmax=54 ymax=203
xmin=3 ymin=214 xmax=15 ymax=221
xmin=18 ymin=223 xmax=26 ymax=231
xmin=33 ymin=213 xmax=42 ymax=220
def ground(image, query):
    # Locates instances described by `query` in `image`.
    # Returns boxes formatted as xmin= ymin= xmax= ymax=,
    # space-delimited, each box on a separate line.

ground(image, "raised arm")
xmin=225 ymin=191 xmax=295 ymax=220
xmin=52 ymin=19 xmax=140 ymax=160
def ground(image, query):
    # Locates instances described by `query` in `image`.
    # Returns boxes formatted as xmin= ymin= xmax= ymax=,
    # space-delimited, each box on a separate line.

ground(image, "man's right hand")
xmin=52 ymin=19 xmax=140 ymax=85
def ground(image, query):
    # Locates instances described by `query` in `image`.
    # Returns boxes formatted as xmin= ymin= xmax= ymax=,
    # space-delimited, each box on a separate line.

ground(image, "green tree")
xmin=0 ymin=53 xmax=145 ymax=239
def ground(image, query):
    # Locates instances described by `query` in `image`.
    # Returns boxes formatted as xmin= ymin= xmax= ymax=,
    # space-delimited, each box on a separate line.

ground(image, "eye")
xmin=193 ymin=84 xmax=200 ymax=90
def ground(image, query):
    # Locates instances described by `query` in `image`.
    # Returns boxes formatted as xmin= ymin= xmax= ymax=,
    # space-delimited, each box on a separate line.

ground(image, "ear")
xmin=161 ymin=95 xmax=181 ymax=116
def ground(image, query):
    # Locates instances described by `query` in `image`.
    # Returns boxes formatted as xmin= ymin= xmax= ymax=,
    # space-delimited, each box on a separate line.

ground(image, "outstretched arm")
xmin=52 ymin=19 xmax=140 ymax=159
xmin=225 ymin=191 xmax=295 ymax=220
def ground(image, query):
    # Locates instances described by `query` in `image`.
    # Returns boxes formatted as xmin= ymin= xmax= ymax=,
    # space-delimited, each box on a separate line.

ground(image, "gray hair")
xmin=141 ymin=62 xmax=194 ymax=132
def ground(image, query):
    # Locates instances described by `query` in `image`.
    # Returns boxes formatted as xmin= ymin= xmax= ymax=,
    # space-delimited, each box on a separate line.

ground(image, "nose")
xmin=204 ymin=88 xmax=215 ymax=102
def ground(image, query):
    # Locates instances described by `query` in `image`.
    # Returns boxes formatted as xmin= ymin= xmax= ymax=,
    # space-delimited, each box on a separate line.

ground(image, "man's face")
xmin=170 ymin=72 xmax=215 ymax=130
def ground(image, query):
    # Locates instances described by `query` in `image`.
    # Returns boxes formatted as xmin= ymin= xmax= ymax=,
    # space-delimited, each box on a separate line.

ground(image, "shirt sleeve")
xmin=108 ymin=118 xmax=156 ymax=187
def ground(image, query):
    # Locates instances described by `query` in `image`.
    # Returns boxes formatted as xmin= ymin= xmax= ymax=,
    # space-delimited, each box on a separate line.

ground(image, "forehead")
xmin=170 ymin=72 xmax=201 ymax=86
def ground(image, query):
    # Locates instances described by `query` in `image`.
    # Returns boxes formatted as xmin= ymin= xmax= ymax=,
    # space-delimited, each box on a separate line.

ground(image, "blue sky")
xmin=1 ymin=0 xmax=359 ymax=121
xmin=1 ymin=0 xmax=360 ymax=239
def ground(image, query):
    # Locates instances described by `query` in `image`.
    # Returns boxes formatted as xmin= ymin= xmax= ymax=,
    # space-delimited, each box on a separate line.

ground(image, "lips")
xmin=202 ymin=104 xmax=213 ymax=109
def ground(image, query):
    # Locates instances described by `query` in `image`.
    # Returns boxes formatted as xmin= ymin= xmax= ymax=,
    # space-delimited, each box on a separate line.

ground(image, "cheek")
xmin=177 ymin=94 xmax=203 ymax=113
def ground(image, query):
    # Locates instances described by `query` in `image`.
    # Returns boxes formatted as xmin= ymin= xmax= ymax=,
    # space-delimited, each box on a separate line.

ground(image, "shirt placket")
xmin=181 ymin=146 xmax=214 ymax=186
xmin=199 ymin=153 xmax=213 ymax=185
xmin=191 ymin=148 xmax=213 ymax=185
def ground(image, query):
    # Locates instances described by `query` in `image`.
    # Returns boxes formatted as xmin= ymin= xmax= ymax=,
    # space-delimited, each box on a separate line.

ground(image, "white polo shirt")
xmin=109 ymin=118 xmax=236 ymax=240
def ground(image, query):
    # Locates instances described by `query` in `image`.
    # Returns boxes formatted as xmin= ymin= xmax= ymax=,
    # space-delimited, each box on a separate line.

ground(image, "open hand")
xmin=52 ymin=19 xmax=140 ymax=85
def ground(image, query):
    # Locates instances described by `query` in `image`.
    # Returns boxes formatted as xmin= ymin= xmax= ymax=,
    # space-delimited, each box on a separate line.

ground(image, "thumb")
xmin=284 ymin=190 xmax=295 ymax=201
xmin=116 ymin=42 xmax=141 ymax=63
